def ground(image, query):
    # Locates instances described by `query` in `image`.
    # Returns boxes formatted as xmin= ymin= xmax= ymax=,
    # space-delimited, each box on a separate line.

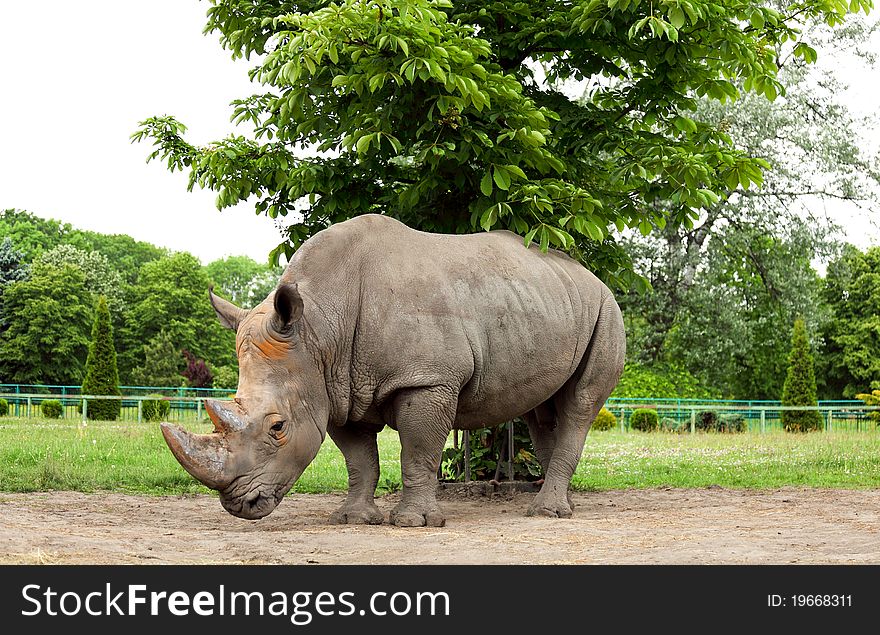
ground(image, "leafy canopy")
xmin=132 ymin=0 xmax=872 ymax=288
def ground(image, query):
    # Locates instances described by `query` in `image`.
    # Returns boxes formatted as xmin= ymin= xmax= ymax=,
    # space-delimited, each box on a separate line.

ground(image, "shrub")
xmin=142 ymin=395 xmax=171 ymax=422
xmin=591 ymin=407 xmax=617 ymax=431
xmin=696 ymin=411 xmax=719 ymax=431
xmin=212 ymin=364 xmax=239 ymax=390
xmin=630 ymin=408 xmax=659 ymax=432
xmin=781 ymin=318 xmax=821 ymax=432
xmin=660 ymin=417 xmax=687 ymax=433
xmin=719 ymin=414 xmax=747 ymax=433
xmin=40 ymin=399 xmax=63 ymax=419
xmin=856 ymin=389 xmax=880 ymax=423
xmin=0 ymin=399 xmax=7 ymax=416
xmin=81 ymin=296 xmax=121 ymax=421
xmin=440 ymin=419 xmax=542 ymax=482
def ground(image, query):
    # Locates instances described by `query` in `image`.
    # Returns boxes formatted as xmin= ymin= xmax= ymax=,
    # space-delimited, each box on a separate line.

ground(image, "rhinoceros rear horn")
xmin=160 ymin=423 xmax=233 ymax=491
xmin=272 ymin=282 xmax=304 ymax=333
xmin=209 ymin=287 xmax=248 ymax=331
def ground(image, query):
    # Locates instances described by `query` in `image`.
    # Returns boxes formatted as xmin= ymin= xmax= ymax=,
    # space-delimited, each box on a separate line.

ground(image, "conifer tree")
xmin=81 ymin=296 xmax=121 ymax=420
xmin=781 ymin=318 xmax=821 ymax=432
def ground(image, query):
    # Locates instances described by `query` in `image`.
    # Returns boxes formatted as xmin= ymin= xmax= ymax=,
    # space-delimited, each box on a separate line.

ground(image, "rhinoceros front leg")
xmin=389 ymin=387 xmax=455 ymax=528
xmin=327 ymin=423 xmax=384 ymax=525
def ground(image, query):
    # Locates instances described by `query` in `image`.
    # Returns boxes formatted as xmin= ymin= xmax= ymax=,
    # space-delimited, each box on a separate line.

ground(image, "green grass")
xmin=0 ymin=418 xmax=878 ymax=495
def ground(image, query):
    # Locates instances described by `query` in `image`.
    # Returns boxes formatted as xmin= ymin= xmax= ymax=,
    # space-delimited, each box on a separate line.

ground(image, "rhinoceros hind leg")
xmin=529 ymin=295 xmax=625 ymax=519
xmin=327 ymin=422 xmax=384 ymax=524
xmin=389 ymin=386 xmax=456 ymax=528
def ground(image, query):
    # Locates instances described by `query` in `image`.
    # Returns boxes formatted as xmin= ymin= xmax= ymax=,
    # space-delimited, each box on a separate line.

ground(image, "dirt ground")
xmin=0 ymin=488 xmax=877 ymax=564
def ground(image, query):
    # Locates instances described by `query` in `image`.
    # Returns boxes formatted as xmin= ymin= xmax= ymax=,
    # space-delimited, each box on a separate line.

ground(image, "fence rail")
xmin=0 ymin=393 xmax=216 ymax=424
xmin=606 ymin=402 xmax=878 ymax=433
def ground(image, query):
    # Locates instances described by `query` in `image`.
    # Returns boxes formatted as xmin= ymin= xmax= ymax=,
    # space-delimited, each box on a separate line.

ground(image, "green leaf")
xmin=505 ymin=164 xmax=526 ymax=179
xmin=668 ymin=7 xmax=685 ymax=30
xmin=480 ymin=206 xmax=498 ymax=232
xmin=493 ymin=166 xmax=511 ymax=191
xmin=638 ymin=220 xmax=652 ymax=236
xmin=523 ymin=226 xmax=539 ymax=246
xmin=480 ymin=171 xmax=493 ymax=197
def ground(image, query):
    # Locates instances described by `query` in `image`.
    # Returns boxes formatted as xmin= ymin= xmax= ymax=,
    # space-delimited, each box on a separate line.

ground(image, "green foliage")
xmin=697 ymin=411 xmax=719 ymax=432
xmin=820 ymin=246 xmax=880 ymax=398
xmin=612 ymin=362 xmax=717 ymax=399
xmin=130 ymin=330 xmax=183 ymax=388
xmin=40 ymin=400 xmax=63 ymax=419
xmin=630 ymin=408 xmax=659 ymax=432
xmin=660 ymin=417 xmax=687 ymax=433
xmin=718 ymin=414 xmax=747 ymax=433
xmin=781 ymin=318 xmax=821 ymax=432
xmin=81 ymin=296 xmax=121 ymax=421
xmin=0 ymin=237 xmax=29 ymax=289
xmin=857 ymin=390 xmax=880 ymax=423
xmin=0 ymin=399 xmax=7 ymax=417
xmin=212 ymin=364 xmax=239 ymax=390
xmin=591 ymin=407 xmax=617 ymax=432
xmin=142 ymin=395 xmax=171 ymax=422
xmin=36 ymin=244 xmax=125 ymax=313
xmin=441 ymin=420 xmax=542 ymax=482
xmin=205 ymin=255 xmax=280 ymax=308
xmin=0 ymin=263 xmax=93 ymax=384
xmin=131 ymin=0 xmax=869 ymax=289
xmin=121 ymin=253 xmax=235 ymax=381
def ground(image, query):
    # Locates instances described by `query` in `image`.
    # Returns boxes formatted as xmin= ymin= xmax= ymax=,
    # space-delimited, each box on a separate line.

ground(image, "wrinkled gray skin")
xmin=161 ymin=214 xmax=625 ymax=526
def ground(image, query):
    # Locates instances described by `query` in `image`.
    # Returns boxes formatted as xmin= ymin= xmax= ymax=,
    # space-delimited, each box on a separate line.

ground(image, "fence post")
xmin=690 ymin=409 xmax=695 ymax=434
xmin=197 ymin=399 xmax=202 ymax=421
xmin=82 ymin=398 xmax=87 ymax=423
xmin=826 ymin=409 xmax=832 ymax=433
xmin=137 ymin=399 xmax=143 ymax=424
xmin=26 ymin=397 xmax=31 ymax=419
xmin=760 ymin=409 xmax=766 ymax=434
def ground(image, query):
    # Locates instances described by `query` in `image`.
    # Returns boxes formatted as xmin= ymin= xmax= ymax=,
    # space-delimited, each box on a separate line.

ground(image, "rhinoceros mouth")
xmin=221 ymin=487 xmax=282 ymax=520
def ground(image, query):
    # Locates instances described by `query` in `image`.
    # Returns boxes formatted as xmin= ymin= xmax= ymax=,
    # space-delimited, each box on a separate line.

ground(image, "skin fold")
xmin=162 ymin=214 xmax=626 ymax=526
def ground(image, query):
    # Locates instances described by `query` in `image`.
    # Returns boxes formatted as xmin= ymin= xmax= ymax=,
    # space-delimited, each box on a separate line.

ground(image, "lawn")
xmin=0 ymin=417 xmax=878 ymax=495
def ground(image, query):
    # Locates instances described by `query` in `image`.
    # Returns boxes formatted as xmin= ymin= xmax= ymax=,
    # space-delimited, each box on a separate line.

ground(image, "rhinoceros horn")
xmin=160 ymin=422 xmax=233 ymax=491
xmin=160 ymin=400 xmax=247 ymax=489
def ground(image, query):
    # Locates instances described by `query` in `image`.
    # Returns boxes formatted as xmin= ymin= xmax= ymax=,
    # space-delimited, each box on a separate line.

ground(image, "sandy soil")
xmin=0 ymin=488 xmax=877 ymax=564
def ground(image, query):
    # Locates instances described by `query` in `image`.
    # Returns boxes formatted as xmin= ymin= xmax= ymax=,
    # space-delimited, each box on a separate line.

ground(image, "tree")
xmin=205 ymin=255 xmax=280 ymax=307
xmin=781 ymin=318 xmax=821 ymax=432
xmin=132 ymin=0 xmax=871 ymax=288
xmin=819 ymin=246 xmax=880 ymax=398
xmin=120 ymin=253 xmax=235 ymax=381
xmin=36 ymin=244 xmax=125 ymax=313
xmin=129 ymin=330 xmax=184 ymax=388
xmin=182 ymin=349 xmax=214 ymax=388
xmin=613 ymin=13 xmax=878 ymax=397
xmin=0 ymin=237 xmax=29 ymax=290
xmin=81 ymin=296 xmax=122 ymax=420
xmin=0 ymin=263 xmax=92 ymax=385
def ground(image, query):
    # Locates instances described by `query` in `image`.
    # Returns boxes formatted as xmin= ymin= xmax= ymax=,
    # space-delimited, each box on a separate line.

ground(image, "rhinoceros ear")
xmin=209 ymin=287 xmax=247 ymax=331
xmin=273 ymin=282 xmax=304 ymax=333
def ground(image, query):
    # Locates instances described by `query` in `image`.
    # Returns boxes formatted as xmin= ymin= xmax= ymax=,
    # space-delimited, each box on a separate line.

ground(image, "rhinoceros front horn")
xmin=160 ymin=423 xmax=233 ymax=491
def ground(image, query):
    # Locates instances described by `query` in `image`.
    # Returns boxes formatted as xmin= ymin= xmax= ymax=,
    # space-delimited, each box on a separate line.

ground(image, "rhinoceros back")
xmin=284 ymin=214 xmax=616 ymax=429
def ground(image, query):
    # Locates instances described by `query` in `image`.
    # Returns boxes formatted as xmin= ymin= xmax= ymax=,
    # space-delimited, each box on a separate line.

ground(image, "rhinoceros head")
xmin=160 ymin=283 xmax=327 ymax=520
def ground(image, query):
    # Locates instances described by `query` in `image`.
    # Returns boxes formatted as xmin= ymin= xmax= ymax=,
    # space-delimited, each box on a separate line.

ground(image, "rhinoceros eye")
xmin=270 ymin=421 xmax=285 ymax=433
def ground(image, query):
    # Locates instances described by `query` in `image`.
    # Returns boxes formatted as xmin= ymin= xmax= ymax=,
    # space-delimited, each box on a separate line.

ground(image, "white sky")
xmin=0 ymin=1 xmax=878 ymax=265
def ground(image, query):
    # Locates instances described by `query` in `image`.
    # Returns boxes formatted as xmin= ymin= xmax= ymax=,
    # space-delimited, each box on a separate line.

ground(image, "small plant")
xmin=142 ymin=395 xmax=171 ymax=422
xmin=660 ymin=417 xmax=687 ymax=433
xmin=719 ymin=414 xmax=747 ymax=433
xmin=440 ymin=420 xmax=542 ymax=482
xmin=591 ymin=407 xmax=617 ymax=431
xmin=81 ymin=296 xmax=121 ymax=421
xmin=40 ymin=399 xmax=63 ymax=419
xmin=630 ymin=408 xmax=659 ymax=432
xmin=0 ymin=398 xmax=7 ymax=416
xmin=696 ymin=411 xmax=719 ymax=431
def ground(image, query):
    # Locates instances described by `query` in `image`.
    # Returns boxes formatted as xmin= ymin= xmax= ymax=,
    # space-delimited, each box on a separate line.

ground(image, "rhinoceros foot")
xmin=329 ymin=502 xmax=385 ymax=525
xmin=389 ymin=505 xmax=446 ymax=528
xmin=526 ymin=492 xmax=574 ymax=518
